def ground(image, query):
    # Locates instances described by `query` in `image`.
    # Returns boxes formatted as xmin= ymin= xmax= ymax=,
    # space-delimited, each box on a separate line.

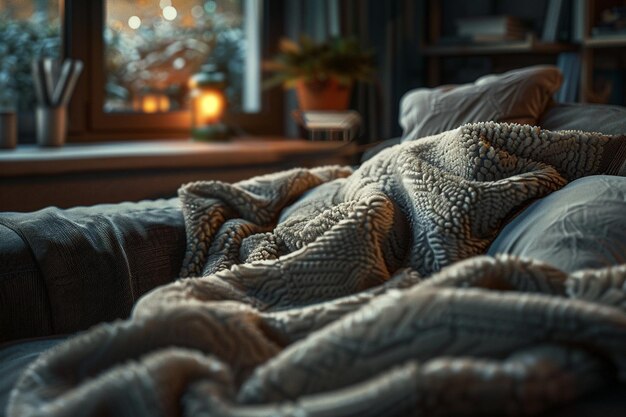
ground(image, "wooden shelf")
xmin=584 ymin=35 xmax=626 ymax=48
xmin=423 ymin=0 xmax=626 ymax=106
xmin=422 ymin=38 xmax=577 ymax=57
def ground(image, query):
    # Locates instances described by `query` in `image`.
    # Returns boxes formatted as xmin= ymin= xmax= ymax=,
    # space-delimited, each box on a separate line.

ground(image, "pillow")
xmin=399 ymin=65 xmax=563 ymax=141
xmin=540 ymin=102 xmax=626 ymax=135
xmin=487 ymin=175 xmax=626 ymax=273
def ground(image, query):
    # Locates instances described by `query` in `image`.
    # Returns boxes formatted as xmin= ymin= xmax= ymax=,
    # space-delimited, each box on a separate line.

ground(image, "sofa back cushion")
xmin=488 ymin=175 xmax=626 ymax=272
xmin=399 ymin=65 xmax=563 ymax=141
xmin=540 ymin=102 xmax=626 ymax=134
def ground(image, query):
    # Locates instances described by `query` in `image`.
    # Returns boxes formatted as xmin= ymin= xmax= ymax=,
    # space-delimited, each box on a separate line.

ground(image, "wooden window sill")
xmin=0 ymin=137 xmax=356 ymax=177
xmin=0 ymin=137 xmax=357 ymax=211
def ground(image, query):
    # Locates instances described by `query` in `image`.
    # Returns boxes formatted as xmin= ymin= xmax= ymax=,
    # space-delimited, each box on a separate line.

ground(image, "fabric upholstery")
xmin=0 ymin=227 xmax=52 ymax=342
xmin=399 ymin=65 xmax=562 ymax=141
xmin=540 ymin=102 xmax=626 ymax=134
xmin=0 ymin=199 xmax=186 ymax=342
xmin=9 ymin=123 xmax=626 ymax=416
xmin=362 ymin=101 xmax=626 ymax=164
xmin=488 ymin=175 xmax=626 ymax=272
xmin=0 ymin=337 xmax=66 ymax=413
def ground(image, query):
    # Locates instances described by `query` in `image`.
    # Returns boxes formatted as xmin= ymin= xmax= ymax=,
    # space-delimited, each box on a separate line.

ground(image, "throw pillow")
xmin=487 ymin=175 xmax=626 ymax=273
xmin=399 ymin=65 xmax=563 ymax=141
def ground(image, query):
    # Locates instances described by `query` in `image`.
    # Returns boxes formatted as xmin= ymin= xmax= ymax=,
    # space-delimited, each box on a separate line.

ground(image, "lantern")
xmin=189 ymin=70 xmax=229 ymax=141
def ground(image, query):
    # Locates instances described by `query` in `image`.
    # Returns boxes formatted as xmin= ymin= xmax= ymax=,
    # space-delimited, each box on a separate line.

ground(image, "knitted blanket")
xmin=8 ymin=123 xmax=626 ymax=417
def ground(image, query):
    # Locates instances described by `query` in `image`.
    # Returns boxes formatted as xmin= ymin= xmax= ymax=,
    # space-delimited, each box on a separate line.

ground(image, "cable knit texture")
xmin=7 ymin=122 xmax=626 ymax=417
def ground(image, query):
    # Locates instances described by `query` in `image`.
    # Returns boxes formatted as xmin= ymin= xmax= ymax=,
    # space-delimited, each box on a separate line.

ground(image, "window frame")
xmin=65 ymin=0 xmax=284 ymax=140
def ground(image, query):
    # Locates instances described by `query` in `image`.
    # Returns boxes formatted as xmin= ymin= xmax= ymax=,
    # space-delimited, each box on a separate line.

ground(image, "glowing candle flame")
xmin=198 ymin=90 xmax=225 ymax=123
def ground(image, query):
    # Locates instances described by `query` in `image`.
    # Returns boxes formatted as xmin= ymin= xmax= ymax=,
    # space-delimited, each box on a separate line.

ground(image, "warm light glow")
xmin=142 ymin=95 xmax=159 ymax=113
xmin=128 ymin=15 xmax=141 ymax=29
xmin=142 ymin=94 xmax=170 ymax=113
xmin=158 ymin=95 xmax=170 ymax=112
xmin=163 ymin=6 xmax=177 ymax=20
xmin=198 ymin=91 xmax=225 ymax=122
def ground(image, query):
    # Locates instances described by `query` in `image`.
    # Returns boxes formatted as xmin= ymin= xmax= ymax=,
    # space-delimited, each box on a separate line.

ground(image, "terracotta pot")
xmin=295 ymin=78 xmax=352 ymax=111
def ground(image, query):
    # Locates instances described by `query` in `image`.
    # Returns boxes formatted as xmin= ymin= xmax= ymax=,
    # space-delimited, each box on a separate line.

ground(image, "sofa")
xmin=1 ymin=101 xmax=625 ymax=343
xmin=2 ymin=66 xmax=626 ymax=416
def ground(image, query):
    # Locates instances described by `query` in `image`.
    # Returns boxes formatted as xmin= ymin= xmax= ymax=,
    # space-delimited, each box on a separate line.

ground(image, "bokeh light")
xmin=163 ymin=6 xmax=177 ymax=20
xmin=128 ymin=15 xmax=141 ymax=29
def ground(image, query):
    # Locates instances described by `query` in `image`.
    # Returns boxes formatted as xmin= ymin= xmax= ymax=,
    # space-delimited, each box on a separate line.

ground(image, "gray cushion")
xmin=488 ymin=175 xmax=626 ymax=272
xmin=540 ymin=103 xmax=626 ymax=135
xmin=399 ymin=66 xmax=562 ymax=141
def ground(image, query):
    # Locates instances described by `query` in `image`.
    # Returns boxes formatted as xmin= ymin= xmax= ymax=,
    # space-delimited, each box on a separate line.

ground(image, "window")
xmin=64 ymin=0 xmax=283 ymax=138
xmin=0 ymin=0 xmax=61 ymax=111
xmin=103 ymin=0 xmax=261 ymax=114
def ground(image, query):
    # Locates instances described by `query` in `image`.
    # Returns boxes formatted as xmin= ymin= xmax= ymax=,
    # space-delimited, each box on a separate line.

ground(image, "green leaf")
xmin=262 ymin=35 xmax=376 ymax=90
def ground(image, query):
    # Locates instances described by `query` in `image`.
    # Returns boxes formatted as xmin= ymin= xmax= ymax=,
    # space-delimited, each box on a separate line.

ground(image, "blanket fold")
xmin=7 ymin=122 xmax=626 ymax=417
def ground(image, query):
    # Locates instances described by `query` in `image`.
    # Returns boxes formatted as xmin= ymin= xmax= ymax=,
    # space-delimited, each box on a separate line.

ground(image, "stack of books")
xmin=456 ymin=15 xmax=527 ymax=43
xmin=292 ymin=110 xmax=362 ymax=141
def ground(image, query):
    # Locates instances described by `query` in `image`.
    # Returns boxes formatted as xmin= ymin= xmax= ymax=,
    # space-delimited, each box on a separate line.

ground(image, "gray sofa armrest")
xmin=0 ymin=199 xmax=186 ymax=342
xmin=0 ymin=225 xmax=52 ymax=342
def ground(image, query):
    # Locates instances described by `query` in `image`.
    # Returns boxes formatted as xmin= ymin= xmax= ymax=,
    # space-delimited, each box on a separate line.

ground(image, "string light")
xmin=128 ymin=15 xmax=141 ymax=29
xmin=163 ymin=5 xmax=177 ymax=20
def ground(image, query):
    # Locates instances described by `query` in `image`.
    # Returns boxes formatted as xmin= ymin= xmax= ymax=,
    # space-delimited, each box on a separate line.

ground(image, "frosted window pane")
xmin=104 ymin=0 xmax=260 ymax=114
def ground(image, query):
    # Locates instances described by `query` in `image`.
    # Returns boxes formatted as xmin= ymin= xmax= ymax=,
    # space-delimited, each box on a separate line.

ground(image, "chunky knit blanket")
xmin=8 ymin=123 xmax=626 ymax=417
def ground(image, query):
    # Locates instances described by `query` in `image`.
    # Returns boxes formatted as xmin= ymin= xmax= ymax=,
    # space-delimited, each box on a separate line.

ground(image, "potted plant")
xmin=264 ymin=35 xmax=374 ymax=111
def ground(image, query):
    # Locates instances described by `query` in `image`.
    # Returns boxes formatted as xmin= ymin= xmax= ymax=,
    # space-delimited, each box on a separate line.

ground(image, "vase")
xmin=295 ymin=78 xmax=352 ymax=111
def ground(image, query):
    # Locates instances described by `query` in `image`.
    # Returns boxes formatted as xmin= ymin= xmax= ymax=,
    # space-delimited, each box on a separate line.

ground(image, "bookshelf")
xmin=422 ymin=34 xmax=576 ymax=56
xmin=423 ymin=0 xmax=626 ymax=106
xmin=584 ymin=35 xmax=626 ymax=47
xmin=581 ymin=0 xmax=626 ymax=104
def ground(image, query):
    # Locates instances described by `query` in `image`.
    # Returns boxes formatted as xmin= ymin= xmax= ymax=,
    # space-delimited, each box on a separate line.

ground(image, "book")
xmin=292 ymin=110 xmax=362 ymax=141
xmin=555 ymin=52 xmax=581 ymax=102
xmin=591 ymin=27 xmax=626 ymax=37
xmin=542 ymin=0 xmax=564 ymax=42
xmin=571 ymin=0 xmax=584 ymax=42
xmin=456 ymin=16 xmax=526 ymax=38
xmin=470 ymin=33 xmax=527 ymax=43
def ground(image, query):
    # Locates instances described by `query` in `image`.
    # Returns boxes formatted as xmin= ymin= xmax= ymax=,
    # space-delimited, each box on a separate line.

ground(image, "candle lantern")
xmin=189 ymin=69 xmax=229 ymax=141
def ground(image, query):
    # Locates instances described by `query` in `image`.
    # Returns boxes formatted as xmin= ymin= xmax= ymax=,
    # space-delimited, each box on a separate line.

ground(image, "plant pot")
xmin=295 ymin=78 xmax=352 ymax=111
